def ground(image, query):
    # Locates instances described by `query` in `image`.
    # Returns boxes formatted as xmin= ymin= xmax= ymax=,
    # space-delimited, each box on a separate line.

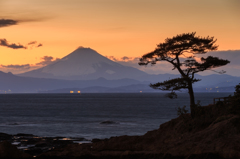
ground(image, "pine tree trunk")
xmin=188 ymin=81 xmax=196 ymax=118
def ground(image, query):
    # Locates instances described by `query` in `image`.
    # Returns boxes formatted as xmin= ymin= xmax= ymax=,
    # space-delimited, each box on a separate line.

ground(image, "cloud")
xmin=0 ymin=17 xmax=48 ymax=28
xmin=0 ymin=17 xmax=44 ymax=49
xmin=107 ymin=56 xmax=138 ymax=62
xmin=27 ymin=41 xmax=43 ymax=48
xmin=106 ymin=50 xmax=240 ymax=76
xmin=28 ymin=41 xmax=37 ymax=45
xmin=0 ymin=19 xmax=43 ymax=50
xmin=37 ymin=43 xmax=43 ymax=47
xmin=1 ymin=64 xmax=30 ymax=69
xmin=105 ymin=56 xmax=118 ymax=61
xmin=0 ymin=6 xmax=53 ymax=27
xmin=106 ymin=55 xmax=173 ymax=74
xmin=121 ymin=56 xmax=133 ymax=61
xmin=36 ymin=56 xmax=60 ymax=66
xmin=0 ymin=55 xmax=60 ymax=74
xmin=0 ymin=39 xmax=43 ymax=49
xmin=0 ymin=19 xmax=18 ymax=28
xmin=116 ymin=56 xmax=177 ymax=75
xmin=0 ymin=39 xmax=26 ymax=49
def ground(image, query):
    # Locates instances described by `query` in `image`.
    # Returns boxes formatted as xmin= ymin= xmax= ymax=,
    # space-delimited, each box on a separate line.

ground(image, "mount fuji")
xmin=19 ymin=47 xmax=148 ymax=80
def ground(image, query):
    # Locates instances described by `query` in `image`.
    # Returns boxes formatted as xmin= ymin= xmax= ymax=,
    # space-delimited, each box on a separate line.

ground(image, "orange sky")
xmin=0 ymin=0 xmax=240 ymax=69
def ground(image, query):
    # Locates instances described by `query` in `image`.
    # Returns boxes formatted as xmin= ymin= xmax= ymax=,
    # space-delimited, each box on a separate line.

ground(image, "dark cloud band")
xmin=27 ymin=41 xmax=43 ymax=48
xmin=0 ymin=56 xmax=59 ymax=72
xmin=1 ymin=64 xmax=30 ymax=69
xmin=0 ymin=39 xmax=26 ymax=49
xmin=37 ymin=43 xmax=43 ymax=47
xmin=0 ymin=39 xmax=43 ymax=49
xmin=0 ymin=19 xmax=18 ymax=28
xmin=0 ymin=18 xmax=43 ymax=49
xmin=28 ymin=41 xmax=37 ymax=45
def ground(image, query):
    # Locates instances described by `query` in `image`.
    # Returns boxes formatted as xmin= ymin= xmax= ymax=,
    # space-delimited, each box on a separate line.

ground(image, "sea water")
xmin=0 ymin=93 xmax=232 ymax=140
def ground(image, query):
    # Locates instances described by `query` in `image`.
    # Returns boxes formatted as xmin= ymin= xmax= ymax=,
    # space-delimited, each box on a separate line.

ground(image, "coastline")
xmin=1 ymin=103 xmax=240 ymax=159
xmin=0 ymin=132 xmax=90 ymax=157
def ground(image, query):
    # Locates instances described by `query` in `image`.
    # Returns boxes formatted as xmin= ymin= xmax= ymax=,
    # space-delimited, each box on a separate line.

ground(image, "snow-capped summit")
xmin=19 ymin=47 xmax=147 ymax=80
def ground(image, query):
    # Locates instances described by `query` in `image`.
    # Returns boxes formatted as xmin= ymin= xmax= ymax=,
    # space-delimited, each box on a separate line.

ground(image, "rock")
xmin=100 ymin=120 xmax=119 ymax=124
xmin=22 ymin=138 xmax=41 ymax=145
xmin=92 ymin=138 xmax=102 ymax=143
xmin=3 ymin=104 xmax=240 ymax=158
xmin=15 ymin=133 xmax=34 ymax=137
xmin=40 ymin=104 xmax=240 ymax=159
xmin=0 ymin=133 xmax=12 ymax=141
xmin=24 ymin=147 xmax=47 ymax=157
xmin=35 ymin=143 xmax=48 ymax=147
xmin=0 ymin=141 xmax=31 ymax=158
xmin=8 ymin=123 xmax=19 ymax=125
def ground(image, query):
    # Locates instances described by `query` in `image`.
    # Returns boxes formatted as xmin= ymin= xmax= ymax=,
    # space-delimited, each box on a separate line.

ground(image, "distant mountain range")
xmin=0 ymin=70 xmax=239 ymax=93
xmin=0 ymin=47 xmax=239 ymax=93
xmin=38 ymin=84 xmax=159 ymax=93
xmin=0 ymin=71 xmax=147 ymax=93
xmin=39 ymin=84 xmax=236 ymax=94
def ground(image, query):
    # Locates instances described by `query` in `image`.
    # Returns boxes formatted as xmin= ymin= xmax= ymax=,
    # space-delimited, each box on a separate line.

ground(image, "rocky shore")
xmin=0 ymin=133 xmax=89 ymax=158
xmin=1 ymin=102 xmax=240 ymax=159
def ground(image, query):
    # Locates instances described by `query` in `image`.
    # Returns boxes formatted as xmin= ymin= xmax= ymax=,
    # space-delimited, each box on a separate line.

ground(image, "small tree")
xmin=139 ymin=32 xmax=230 ymax=118
xmin=230 ymin=83 xmax=240 ymax=107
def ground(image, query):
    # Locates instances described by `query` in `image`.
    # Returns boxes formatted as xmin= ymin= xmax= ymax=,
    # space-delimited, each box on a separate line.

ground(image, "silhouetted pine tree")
xmin=139 ymin=32 xmax=230 ymax=118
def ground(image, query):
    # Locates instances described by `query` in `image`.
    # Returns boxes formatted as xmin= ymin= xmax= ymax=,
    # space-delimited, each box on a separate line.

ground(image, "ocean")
xmin=0 ymin=93 xmax=232 ymax=140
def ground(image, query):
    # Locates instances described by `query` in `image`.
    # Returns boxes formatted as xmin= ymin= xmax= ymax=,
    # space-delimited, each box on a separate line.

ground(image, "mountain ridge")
xmin=0 ymin=70 xmax=239 ymax=93
xmin=0 ymin=71 xmax=145 ymax=93
xmin=19 ymin=47 xmax=148 ymax=80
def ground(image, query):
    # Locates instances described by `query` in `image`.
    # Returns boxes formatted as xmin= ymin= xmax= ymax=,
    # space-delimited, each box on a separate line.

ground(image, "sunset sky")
xmin=0 ymin=0 xmax=239 ymax=75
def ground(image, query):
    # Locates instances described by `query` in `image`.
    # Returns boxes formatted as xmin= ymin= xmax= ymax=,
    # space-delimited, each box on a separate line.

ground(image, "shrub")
xmin=177 ymin=105 xmax=188 ymax=116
